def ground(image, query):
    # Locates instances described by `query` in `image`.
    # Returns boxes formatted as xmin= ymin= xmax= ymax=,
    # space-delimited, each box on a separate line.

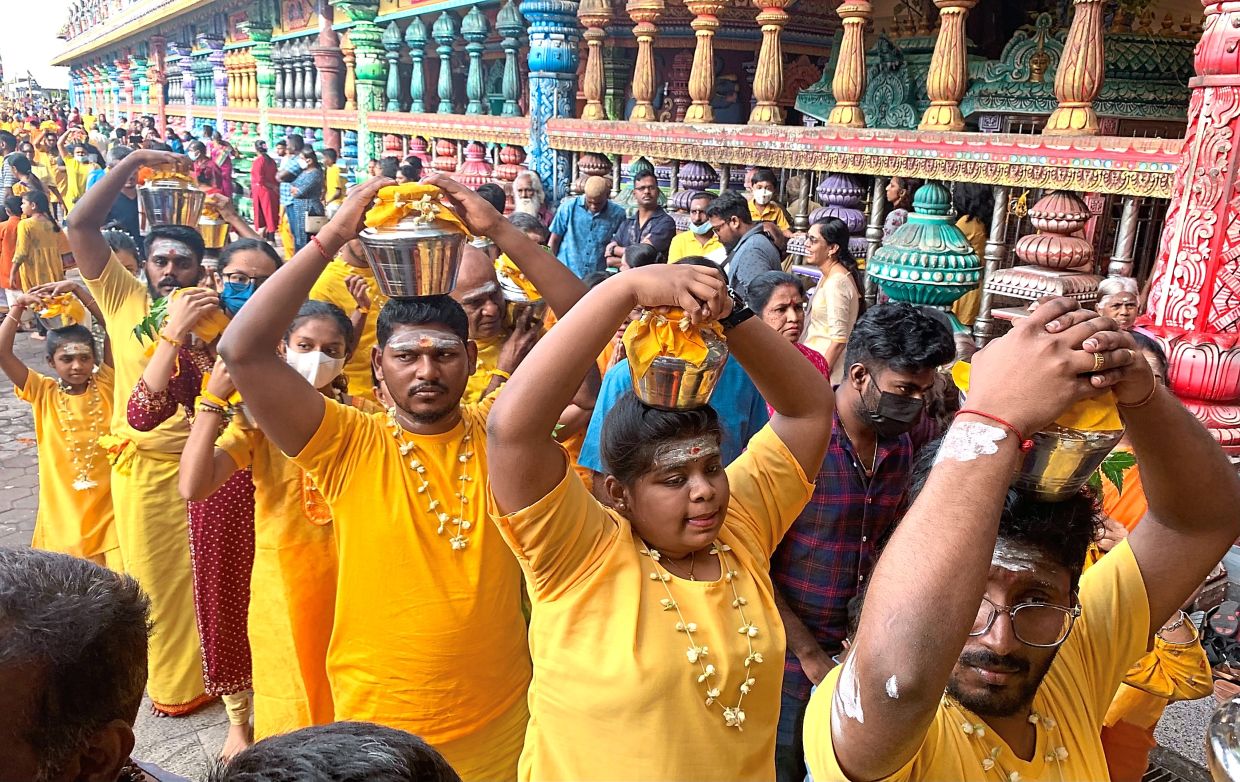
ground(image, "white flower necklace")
xmin=386 ymin=406 xmax=476 ymax=552
xmin=642 ymin=540 xmax=763 ymax=729
xmin=55 ymin=377 xmax=104 ymax=492
xmin=948 ymin=697 xmax=1068 ymax=781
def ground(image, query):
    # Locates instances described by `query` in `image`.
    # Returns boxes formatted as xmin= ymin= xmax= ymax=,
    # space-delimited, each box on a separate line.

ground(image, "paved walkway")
xmin=0 ymin=315 xmax=1220 ymax=780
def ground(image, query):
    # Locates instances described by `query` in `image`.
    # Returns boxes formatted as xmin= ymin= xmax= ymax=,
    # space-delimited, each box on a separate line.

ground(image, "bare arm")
xmin=1113 ymin=355 xmax=1240 ymax=634
xmin=66 ymin=148 xmax=186 ymax=280
xmin=218 ymin=177 xmax=390 ymax=457
xmin=0 ymin=296 xmax=31 ymax=389
xmin=548 ymin=233 xmax=563 ymax=255
xmin=206 ymin=193 xmax=261 ymax=241
xmin=775 ymin=588 xmax=836 ymax=685
xmin=179 ymin=361 xmax=241 ymax=500
xmin=822 ymin=341 xmax=846 ymax=378
xmin=489 ymin=265 xmax=731 ymax=513
xmin=138 ymin=288 xmax=219 ymax=393
xmin=829 ymin=301 xmax=1134 ymax=781
xmin=430 ymin=176 xmax=588 ymax=319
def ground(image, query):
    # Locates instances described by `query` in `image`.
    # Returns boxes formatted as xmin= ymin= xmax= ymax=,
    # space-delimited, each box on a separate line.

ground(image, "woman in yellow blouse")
xmin=180 ymin=301 xmax=377 ymax=751
xmin=0 ymin=283 xmax=118 ymax=568
xmin=801 ymin=217 xmax=864 ymax=385
xmin=9 ymin=191 xmax=69 ymax=293
xmin=486 ymin=260 xmax=835 ymax=780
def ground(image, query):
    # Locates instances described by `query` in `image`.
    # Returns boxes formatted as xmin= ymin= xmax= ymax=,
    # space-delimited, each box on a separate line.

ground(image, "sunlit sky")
xmin=0 ymin=0 xmax=72 ymax=88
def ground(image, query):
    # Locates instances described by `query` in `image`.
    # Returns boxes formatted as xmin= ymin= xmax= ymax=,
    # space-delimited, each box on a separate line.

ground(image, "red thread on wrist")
xmin=310 ymin=235 xmax=333 ymax=265
xmin=955 ymin=409 xmax=1034 ymax=452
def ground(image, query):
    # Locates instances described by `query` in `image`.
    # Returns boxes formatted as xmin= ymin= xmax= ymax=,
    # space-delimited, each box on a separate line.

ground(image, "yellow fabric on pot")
xmin=363 ymin=183 xmax=469 ymax=235
xmin=37 ymin=293 xmax=87 ymax=326
xmin=622 ymin=308 xmax=724 ymax=380
xmin=495 ymin=253 xmax=541 ymax=300
xmin=952 ymin=360 xmax=1122 ymax=432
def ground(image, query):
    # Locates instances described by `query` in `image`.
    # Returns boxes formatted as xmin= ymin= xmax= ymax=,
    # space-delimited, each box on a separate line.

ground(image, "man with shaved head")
xmin=450 ymin=244 xmax=540 ymax=404
xmin=548 ymin=175 xmax=625 ymax=279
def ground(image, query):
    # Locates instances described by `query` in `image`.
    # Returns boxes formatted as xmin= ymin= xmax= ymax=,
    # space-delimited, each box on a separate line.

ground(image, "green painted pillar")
xmin=432 ymin=11 xmax=459 ymax=114
xmin=497 ymin=1 xmax=525 ymax=118
xmin=405 ymin=18 xmax=428 ymax=113
xmin=462 ymin=6 xmax=490 ymax=115
xmin=382 ymin=22 xmax=404 ymax=112
xmin=242 ymin=16 xmax=275 ymax=144
xmin=333 ymin=0 xmax=384 ymax=166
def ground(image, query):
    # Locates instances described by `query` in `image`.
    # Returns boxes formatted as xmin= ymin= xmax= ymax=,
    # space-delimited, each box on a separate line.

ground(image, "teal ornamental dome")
xmin=867 ymin=182 xmax=984 ymax=325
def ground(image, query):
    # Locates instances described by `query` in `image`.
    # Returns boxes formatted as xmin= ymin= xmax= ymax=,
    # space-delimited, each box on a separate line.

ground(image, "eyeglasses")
xmin=970 ymin=595 xmax=1080 ymax=648
xmin=222 ymin=272 xmax=271 ymax=287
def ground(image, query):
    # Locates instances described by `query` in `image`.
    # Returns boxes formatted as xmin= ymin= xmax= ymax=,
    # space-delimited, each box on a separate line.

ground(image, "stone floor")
xmin=0 ymin=317 xmax=1222 ymax=780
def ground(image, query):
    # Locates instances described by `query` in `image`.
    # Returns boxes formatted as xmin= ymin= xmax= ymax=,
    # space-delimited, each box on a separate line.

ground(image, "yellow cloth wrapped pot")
xmin=952 ymin=361 xmax=1122 ymax=432
xmin=364 ymin=183 xmax=469 ymax=235
xmin=495 ymin=253 xmax=541 ymax=301
xmin=622 ymin=308 xmax=725 ymax=380
xmin=37 ymin=294 xmax=88 ymax=327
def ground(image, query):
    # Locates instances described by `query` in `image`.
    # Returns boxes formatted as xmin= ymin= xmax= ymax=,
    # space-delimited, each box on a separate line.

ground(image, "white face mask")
xmin=752 ymin=188 xmax=774 ymax=206
xmin=285 ymin=349 xmax=345 ymax=389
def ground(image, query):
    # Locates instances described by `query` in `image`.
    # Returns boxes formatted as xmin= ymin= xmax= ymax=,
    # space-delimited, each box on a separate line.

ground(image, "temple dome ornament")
xmin=810 ymin=173 xmax=869 ymax=259
xmin=866 ymin=182 xmax=983 ymax=321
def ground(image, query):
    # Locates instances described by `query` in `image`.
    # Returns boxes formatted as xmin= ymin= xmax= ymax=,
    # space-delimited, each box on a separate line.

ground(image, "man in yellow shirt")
xmin=218 ymin=175 xmax=590 ymax=781
xmin=309 ymin=237 xmax=387 ymax=399
xmin=805 ymin=300 xmax=1240 ymax=782
xmin=323 ymin=147 xmax=345 ymax=209
xmin=748 ymin=167 xmax=791 ymax=232
xmin=65 ymin=148 xmax=209 ymax=718
xmin=57 ymin=129 xmax=97 ymax=213
xmin=667 ymin=191 xmax=726 ymax=264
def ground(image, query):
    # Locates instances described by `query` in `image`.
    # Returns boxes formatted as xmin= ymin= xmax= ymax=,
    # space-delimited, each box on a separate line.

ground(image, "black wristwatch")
xmin=719 ymin=287 xmax=754 ymax=332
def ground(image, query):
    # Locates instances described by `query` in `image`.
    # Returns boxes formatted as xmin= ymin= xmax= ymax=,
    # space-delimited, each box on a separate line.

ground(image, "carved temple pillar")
xmin=243 ymin=17 xmax=275 ymax=143
xmin=383 ymin=22 xmax=405 ymax=112
xmin=498 ymin=1 xmax=526 ymax=117
xmin=134 ymin=51 xmax=149 ymax=107
xmin=314 ymin=0 xmax=345 ymax=149
xmin=463 ymin=6 xmax=490 ymax=115
xmin=1108 ymin=196 xmax=1140 ymax=277
xmin=918 ymin=0 xmax=976 ymax=132
xmin=179 ymin=44 xmax=196 ymax=119
xmin=106 ymin=62 xmax=121 ymax=118
xmin=627 ymin=0 xmax=664 ymax=122
xmin=433 ymin=11 xmax=459 ymax=114
xmin=684 ymin=0 xmax=723 ymax=123
xmin=405 ymin=19 xmax=428 ymax=113
xmin=333 ymin=0 xmax=384 ymax=164
xmin=827 ymin=0 xmax=870 ymax=128
xmin=748 ymin=0 xmax=790 ymax=124
xmin=342 ymin=34 xmax=358 ymax=111
xmin=205 ymin=35 xmax=227 ymax=127
xmin=971 ymin=184 xmax=1011 ymax=345
xmin=116 ymin=56 xmax=133 ymax=112
xmin=577 ymin=0 xmax=611 ymax=121
xmin=1043 ymin=0 xmax=1105 ymax=136
xmin=523 ymin=0 xmax=580 ymax=198
xmin=1142 ymin=0 xmax=1240 ymax=453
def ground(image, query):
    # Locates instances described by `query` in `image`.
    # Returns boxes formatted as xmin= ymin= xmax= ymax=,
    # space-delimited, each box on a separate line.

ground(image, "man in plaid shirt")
xmin=771 ymin=303 xmax=955 ymax=782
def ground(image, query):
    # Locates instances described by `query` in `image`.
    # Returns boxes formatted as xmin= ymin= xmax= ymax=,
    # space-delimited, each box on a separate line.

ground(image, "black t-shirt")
xmin=106 ymin=193 xmax=142 ymax=258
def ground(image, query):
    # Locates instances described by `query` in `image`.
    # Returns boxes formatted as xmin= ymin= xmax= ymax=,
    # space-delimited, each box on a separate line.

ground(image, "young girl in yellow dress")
xmin=180 ymin=301 xmax=377 ymax=742
xmin=0 ymin=282 xmax=118 ymax=567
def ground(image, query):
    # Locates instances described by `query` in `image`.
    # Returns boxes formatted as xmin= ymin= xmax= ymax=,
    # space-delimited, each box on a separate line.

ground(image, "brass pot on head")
xmin=358 ymin=211 xmax=466 ymax=299
xmin=139 ymin=178 xmax=206 ymax=227
xmin=630 ymin=327 xmax=730 ymax=411
xmin=1012 ymin=424 xmax=1126 ymax=502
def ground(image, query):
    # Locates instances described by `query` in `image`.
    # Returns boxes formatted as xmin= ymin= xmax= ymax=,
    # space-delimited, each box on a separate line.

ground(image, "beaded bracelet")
xmin=196 ymin=401 xmax=227 ymax=417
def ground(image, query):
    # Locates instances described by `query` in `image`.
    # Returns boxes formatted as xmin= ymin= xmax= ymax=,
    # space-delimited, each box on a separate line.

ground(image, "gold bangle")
xmin=157 ymin=332 xmax=182 ymax=348
xmin=1117 ymin=382 xmax=1159 ymax=410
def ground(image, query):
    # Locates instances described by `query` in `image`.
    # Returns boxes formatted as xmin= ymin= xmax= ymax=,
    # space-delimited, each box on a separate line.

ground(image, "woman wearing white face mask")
xmin=179 ymin=300 xmax=380 ymax=749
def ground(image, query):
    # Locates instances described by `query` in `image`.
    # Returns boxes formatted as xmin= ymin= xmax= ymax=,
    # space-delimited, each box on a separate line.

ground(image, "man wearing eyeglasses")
xmin=603 ymin=171 xmax=676 ymax=267
xmin=804 ymin=299 xmax=1240 ymax=782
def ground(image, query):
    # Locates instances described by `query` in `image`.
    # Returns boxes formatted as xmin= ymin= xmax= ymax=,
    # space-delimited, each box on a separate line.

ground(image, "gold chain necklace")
xmin=386 ymin=406 xmax=475 ymax=552
xmin=642 ymin=541 xmax=763 ymax=729
xmin=55 ymin=377 xmax=104 ymax=491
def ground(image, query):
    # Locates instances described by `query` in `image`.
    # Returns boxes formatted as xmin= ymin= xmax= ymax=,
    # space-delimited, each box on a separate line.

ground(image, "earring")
xmin=616 ymin=501 xmax=627 ymax=510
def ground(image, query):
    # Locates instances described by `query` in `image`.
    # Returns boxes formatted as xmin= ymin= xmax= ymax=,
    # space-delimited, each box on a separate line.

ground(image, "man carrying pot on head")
xmin=805 ymin=298 xmax=1240 ymax=782
xmin=64 ymin=148 xmax=212 ymax=719
xmin=217 ymin=174 xmax=596 ymax=781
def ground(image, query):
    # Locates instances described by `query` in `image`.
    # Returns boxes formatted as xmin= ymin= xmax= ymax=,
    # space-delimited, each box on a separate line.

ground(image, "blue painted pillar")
xmin=521 ymin=0 xmax=580 ymax=201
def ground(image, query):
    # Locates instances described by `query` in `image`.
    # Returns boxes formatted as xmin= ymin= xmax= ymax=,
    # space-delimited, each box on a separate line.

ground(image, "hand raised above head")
xmin=965 ymin=297 xmax=1135 ymax=437
xmin=319 ymin=176 xmax=393 ymax=246
xmin=424 ymin=175 xmax=503 ymax=238
xmin=619 ymin=263 xmax=732 ymax=326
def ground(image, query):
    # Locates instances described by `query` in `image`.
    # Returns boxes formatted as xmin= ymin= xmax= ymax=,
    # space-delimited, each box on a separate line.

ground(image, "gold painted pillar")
xmin=1044 ymin=0 xmax=1105 ymax=135
xmin=628 ymin=0 xmax=664 ymax=122
xmin=684 ymin=0 xmax=723 ymax=123
xmin=827 ymin=0 xmax=871 ymax=128
xmin=579 ymin=0 xmax=612 ymax=121
xmin=748 ymin=0 xmax=791 ymax=125
xmin=918 ymin=0 xmax=976 ymax=132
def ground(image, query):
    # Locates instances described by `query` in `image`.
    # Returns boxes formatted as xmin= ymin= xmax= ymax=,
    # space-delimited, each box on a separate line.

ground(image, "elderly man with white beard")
xmin=513 ymin=170 xmax=553 ymax=226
